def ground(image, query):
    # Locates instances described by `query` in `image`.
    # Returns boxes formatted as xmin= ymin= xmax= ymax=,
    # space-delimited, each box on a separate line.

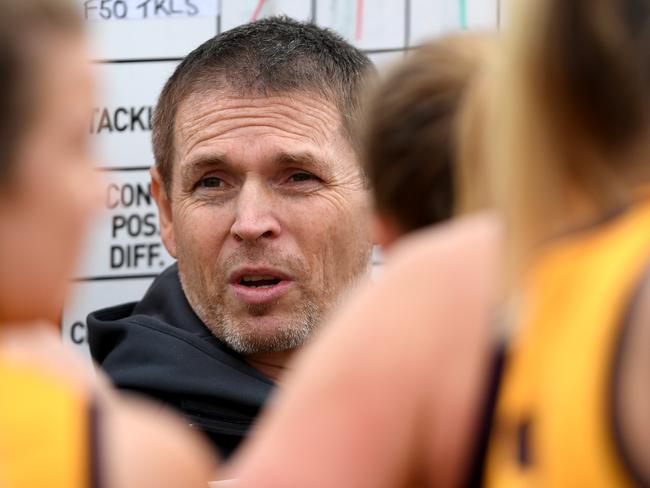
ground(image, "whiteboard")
xmin=65 ymin=0 xmax=500 ymax=356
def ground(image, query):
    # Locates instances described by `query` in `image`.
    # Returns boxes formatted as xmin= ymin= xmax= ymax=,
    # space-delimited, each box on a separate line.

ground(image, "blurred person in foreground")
xmin=0 ymin=1 xmax=213 ymax=486
xmin=222 ymin=34 xmax=501 ymax=487
xmin=230 ymin=0 xmax=650 ymax=485
xmin=484 ymin=0 xmax=650 ymax=484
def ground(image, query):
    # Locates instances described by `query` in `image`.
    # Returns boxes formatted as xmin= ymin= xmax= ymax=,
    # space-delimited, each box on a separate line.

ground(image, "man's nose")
xmin=230 ymin=182 xmax=281 ymax=242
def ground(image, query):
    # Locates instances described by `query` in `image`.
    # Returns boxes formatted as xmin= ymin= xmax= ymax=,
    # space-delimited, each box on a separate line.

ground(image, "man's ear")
xmin=372 ymin=213 xmax=402 ymax=251
xmin=150 ymin=166 xmax=177 ymax=258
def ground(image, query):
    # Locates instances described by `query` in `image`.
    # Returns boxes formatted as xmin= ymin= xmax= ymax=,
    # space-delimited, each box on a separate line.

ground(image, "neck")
xmin=245 ymin=350 xmax=294 ymax=383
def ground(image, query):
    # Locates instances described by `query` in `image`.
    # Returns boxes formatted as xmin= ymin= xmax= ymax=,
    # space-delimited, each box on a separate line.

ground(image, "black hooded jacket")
xmin=87 ymin=264 xmax=275 ymax=459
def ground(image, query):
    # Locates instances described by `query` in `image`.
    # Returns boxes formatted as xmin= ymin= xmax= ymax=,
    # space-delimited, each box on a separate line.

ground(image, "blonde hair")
xmin=455 ymin=50 xmax=495 ymax=215
xmin=491 ymin=0 xmax=650 ymax=281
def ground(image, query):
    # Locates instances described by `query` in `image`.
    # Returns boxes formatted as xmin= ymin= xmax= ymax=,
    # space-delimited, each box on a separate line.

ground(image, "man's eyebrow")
xmin=272 ymin=152 xmax=332 ymax=176
xmin=179 ymin=151 xmax=334 ymax=183
xmin=180 ymin=155 xmax=231 ymax=182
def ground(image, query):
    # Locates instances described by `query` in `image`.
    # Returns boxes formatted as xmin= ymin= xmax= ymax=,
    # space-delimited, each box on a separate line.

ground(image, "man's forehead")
xmin=176 ymin=89 xmax=343 ymax=129
xmin=173 ymin=89 xmax=351 ymax=165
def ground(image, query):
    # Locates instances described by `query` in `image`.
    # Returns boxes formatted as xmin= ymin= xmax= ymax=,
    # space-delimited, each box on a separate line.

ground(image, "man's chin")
xmin=221 ymin=326 xmax=307 ymax=355
xmin=243 ymin=302 xmax=276 ymax=317
xmin=233 ymin=312 xmax=291 ymax=333
xmin=214 ymin=310 xmax=315 ymax=354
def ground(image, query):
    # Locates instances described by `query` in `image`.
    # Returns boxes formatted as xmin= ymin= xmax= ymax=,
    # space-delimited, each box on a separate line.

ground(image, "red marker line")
xmin=251 ymin=0 xmax=266 ymax=22
xmin=355 ymin=0 xmax=364 ymax=41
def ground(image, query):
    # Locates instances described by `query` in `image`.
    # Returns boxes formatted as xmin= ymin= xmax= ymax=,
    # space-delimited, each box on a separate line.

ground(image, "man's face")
xmin=152 ymin=90 xmax=372 ymax=354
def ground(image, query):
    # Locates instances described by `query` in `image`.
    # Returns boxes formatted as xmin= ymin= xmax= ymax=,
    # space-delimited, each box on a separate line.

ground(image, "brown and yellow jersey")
xmin=486 ymin=199 xmax=650 ymax=487
xmin=0 ymin=355 xmax=98 ymax=488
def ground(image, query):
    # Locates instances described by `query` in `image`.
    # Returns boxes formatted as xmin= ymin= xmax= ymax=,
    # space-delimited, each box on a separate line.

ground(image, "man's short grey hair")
xmin=152 ymin=16 xmax=375 ymax=194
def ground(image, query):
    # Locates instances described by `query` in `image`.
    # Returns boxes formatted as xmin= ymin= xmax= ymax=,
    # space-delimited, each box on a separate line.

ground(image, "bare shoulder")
xmin=358 ymin=212 xmax=502 ymax=347
xmin=388 ymin=211 xmax=501 ymax=279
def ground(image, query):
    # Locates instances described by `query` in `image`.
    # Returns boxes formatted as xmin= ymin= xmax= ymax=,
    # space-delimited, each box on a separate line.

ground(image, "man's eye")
xmin=198 ymin=176 xmax=224 ymax=188
xmin=289 ymin=172 xmax=316 ymax=183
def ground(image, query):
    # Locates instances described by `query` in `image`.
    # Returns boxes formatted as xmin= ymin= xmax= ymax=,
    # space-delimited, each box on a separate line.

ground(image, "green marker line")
xmin=460 ymin=0 xmax=468 ymax=29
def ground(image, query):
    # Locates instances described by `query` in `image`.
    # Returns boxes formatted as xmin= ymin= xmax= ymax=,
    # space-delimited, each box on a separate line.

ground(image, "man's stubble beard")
xmin=177 ymin=251 xmax=325 ymax=356
xmin=181 ymin=272 xmax=323 ymax=355
xmin=176 ymin=242 xmax=372 ymax=356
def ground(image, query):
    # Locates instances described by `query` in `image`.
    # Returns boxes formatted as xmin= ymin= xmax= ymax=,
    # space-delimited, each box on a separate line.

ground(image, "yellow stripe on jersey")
xmin=486 ymin=198 xmax=650 ymax=487
xmin=0 ymin=356 xmax=89 ymax=488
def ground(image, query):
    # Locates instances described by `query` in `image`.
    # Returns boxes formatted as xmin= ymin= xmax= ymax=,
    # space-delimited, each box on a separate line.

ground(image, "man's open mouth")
xmin=229 ymin=268 xmax=293 ymax=304
xmin=239 ymin=275 xmax=283 ymax=288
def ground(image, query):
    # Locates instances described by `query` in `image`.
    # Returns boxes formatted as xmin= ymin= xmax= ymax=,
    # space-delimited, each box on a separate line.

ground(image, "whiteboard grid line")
xmin=97 ymin=166 xmax=151 ymax=172
xmin=73 ymin=273 xmax=161 ymax=282
xmin=92 ymin=46 xmax=414 ymax=65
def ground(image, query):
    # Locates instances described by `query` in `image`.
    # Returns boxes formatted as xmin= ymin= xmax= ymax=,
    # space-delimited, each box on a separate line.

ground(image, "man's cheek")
xmin=322 ymin=212 xmax=358 ymax=245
